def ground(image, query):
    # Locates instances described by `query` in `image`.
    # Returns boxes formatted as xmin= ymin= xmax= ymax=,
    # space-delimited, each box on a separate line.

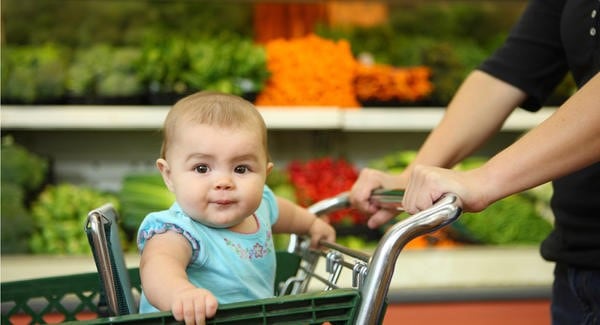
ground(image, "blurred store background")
xmin=2 ymin=1 xmax=562 ymax=323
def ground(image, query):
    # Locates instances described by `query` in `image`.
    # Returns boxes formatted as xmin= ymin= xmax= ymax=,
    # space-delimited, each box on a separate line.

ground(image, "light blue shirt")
xmin=137 ymin=185 xmax=279 ymax=313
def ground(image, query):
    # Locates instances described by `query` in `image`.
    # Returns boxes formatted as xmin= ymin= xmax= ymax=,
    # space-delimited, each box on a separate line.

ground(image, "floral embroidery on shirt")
xmin=224 ymin=230 xmax=273 ymax=259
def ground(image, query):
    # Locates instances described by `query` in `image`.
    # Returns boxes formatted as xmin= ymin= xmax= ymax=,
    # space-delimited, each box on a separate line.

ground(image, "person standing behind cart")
xmin=350 ymin=0 xmax=600 ymax=324
xmin=137 ymin=91 xmax=336 ymax=325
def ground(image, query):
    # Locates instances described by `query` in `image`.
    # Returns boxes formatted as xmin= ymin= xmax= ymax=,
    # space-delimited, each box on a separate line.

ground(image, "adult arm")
xmin=351 ymin=70 xmax=526 ymax=227
xmin=403 ymin=72 xmax=600 ymax=214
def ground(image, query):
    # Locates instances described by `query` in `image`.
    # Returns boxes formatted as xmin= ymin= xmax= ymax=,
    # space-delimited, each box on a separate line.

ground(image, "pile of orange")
xmin=255 ymin=34 xmax=433 ymax=107
xmin=255 ymin=34 xmax=360 ymax=107
xmin=354 ymin=64 xmax=433 ymax=103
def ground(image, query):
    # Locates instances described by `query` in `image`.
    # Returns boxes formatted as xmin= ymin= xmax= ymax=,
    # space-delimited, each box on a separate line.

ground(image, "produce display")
xmin=29 ymin=183 xmax=119 ymax=254
xmin=1 ymin=35 xmax=436 ymax=107
xmin=182 ymin=35 xmax=269 ymax=97
xmin=1 ymin=136 xmax=48 ymax=254
xmin=354 ymin=64 xmax=433 ymax=104
xmin=1 ymin=44 xmax=68 ymax=104
xmin=255 ymin=34 xmax=359 ymax=107
xmin=458 ymin=194 xmax=553 ymax=245
xmin=118 ymin=173 xmax=175 ymax=237
xmin=1 ymin=36 xmax=269 ymax=105
xmin=0 ymin=135 xmax=555 ymax=254
xmin=1 ymin=3 xmax=558 ymax=255
xmin=286 ymin=157 xmax=364 ymax=225
xmin=67 ymin=45 xmax=143 ymax=103
xmin=1 ymin=1 xmax=575 ymax=106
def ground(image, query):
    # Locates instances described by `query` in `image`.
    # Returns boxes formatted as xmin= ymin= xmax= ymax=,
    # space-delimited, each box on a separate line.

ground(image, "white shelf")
xmin=343 ymin=108 xmax=446 ymax=131
xmin=1 ymin=105 xmax=556 ymax=131
xmin=1 ymin=106 xmax=170 ymax=130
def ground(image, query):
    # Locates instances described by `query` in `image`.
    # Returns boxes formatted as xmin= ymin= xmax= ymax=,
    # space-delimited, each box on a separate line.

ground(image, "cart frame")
xmin=2 ymin=191 xmax=461 ymax=325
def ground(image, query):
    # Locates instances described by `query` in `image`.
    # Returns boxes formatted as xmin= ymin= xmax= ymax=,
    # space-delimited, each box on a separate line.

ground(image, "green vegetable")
xmin=1 ymin=136 xmax=49 ymax=253
xmin=271 ymin=184 xmax=296 ymax=203
xmin=1 ymin=136 xmax=48 ymax=191
xmin=1 ymin=184 xmax=35 ymax=253
xmin=368 ymin=150 xmax=416 ymax=171
xmin=67 ymin=45 xmax=143 ymax=99
xmin=29 ymin=183 xmax=120 ymax=254
xmin=457 ymin=194 xmax=553 ymax=245
xmin=119 ymin=173 xmax=175 ymax=235
xmin=336 ymin=236 xmax=377 ymax=250
xmin=137 ymin=38 xmax=190 ymax=95
xmin=97 ymin=47 xmax=143 ymax=97
xmin=66 ymin=44 xmax=113 ymax=97
xmin=267 ymin=168 xmax=297 ymax=203
xmin=184 ymin=34 xmax=269 ymax=95
xmin=1 ymin=44 xmax=68 ymax=103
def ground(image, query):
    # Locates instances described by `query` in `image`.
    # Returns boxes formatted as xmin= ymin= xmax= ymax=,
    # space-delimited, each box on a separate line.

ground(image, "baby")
xmin=137 ymin=91 xmax=336 ymax=324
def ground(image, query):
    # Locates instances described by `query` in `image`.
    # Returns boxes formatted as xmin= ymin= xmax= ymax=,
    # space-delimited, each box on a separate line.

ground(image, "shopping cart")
xmin=1 ymin=190 xmax=461 ymax=324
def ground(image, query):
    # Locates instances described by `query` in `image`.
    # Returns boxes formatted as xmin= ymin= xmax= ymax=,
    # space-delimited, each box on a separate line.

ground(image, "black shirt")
xmin=479 ymin=0 xmax=600 ymax=269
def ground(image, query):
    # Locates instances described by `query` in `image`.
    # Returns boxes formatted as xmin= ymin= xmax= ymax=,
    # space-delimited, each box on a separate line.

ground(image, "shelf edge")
xmin=1 ymin=106 xmax=557 ymax=131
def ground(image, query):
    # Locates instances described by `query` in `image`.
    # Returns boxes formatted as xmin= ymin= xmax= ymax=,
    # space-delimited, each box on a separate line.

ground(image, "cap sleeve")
xmin=136 ymin=207 xmax=203 ymax=263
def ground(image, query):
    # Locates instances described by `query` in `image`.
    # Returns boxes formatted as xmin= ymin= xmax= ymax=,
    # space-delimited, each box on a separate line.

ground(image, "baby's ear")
xmin=266 ymin=162 xmax=274 ymax=175
xmin=156 ymin=158 xmax=175 ymax=192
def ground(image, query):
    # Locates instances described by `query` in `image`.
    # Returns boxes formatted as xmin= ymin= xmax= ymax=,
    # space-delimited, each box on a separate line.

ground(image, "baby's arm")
xmin=140 ymin=231 xmax=218 ymax=324
xmin=272 ymin=197 xmax=336 ymax=248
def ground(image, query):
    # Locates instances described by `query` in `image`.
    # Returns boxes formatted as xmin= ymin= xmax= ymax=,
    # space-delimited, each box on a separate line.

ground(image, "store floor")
xmin=383 ymin=299 xmax=550 ymax=324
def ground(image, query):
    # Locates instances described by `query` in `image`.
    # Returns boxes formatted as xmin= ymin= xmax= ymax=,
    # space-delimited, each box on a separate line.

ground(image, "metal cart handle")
xmin=305 ymin=188 xmax=405 ymax=215
xmin=356 ymin=192 xmax=462 ymax=324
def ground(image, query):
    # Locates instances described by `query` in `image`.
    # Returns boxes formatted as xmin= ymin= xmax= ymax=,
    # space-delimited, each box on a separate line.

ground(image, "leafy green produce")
xmin=29 ymin=183 xmax=119 ymax=254
xmin=67 ymin=45 xmax=143 ymax=99
xmin=1 ymin=44 xmax=68 ymax=103
xmin=97 ymin=47 xmax=144 ymax=97
xmin=2 ymin=1 xmax=253 ymax=46
xmin=119 ymin=173 xmax=175 ymax=236
xmin=137 ymin=38 xmax=190 ymax=95
xmin=184 ymin=34 xmax=269 ymax=96
xmin=1 ymin=136 xmax=49 ymax=253
xmin=368 ymin=150 xmax=416 ymax=172
xmin=137 ymin=34 xmax=268 ymax=98
xmin=267 ymin=167 xmax=297 ymax=203
xmin=1 ymin=184 xmax=35 ymax=254
xmin=336 ymin=235 xmax=377 ymax=251
xmin=458 ymin=194 xmax=553 ymax=245
xmin=1 ymin=136 xmax=48 ymax=191
xmin=66 ymin=44 xmax=113 ymax=97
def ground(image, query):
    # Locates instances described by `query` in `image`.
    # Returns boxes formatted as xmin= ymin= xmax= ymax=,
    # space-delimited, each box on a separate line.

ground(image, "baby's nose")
xmin=214 ymin=177 xmax=234 ymax=190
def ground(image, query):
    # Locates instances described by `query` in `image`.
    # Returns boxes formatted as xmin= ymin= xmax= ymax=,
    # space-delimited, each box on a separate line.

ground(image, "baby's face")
xmin=159 ymin=122 xmax=270 ymax=228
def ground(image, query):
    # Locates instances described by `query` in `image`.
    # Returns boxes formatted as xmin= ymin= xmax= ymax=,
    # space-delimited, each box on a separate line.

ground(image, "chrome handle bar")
xmin=355 ymin=193 xmax=461 ymax=324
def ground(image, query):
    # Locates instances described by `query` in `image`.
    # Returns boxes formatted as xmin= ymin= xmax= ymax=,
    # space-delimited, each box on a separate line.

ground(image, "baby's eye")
xmin=195 ymin=165 xmax=210 ymax=174
xmin=234 ymin=165 xmax=250 ymax=174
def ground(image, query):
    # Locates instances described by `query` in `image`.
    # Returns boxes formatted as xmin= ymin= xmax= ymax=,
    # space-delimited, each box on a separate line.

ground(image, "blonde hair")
xmin=160 ymin=91 xmax=269 ymax=160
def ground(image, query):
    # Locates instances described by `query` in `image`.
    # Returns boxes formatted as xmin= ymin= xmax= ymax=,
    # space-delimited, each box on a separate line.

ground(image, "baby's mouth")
xmin=213 ymin=199 xmax=235 ymax=206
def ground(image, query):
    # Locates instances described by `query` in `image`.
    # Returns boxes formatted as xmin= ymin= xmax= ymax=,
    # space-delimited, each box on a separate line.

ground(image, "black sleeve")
xmin=478 ymin=0 xmax=569 ymax=111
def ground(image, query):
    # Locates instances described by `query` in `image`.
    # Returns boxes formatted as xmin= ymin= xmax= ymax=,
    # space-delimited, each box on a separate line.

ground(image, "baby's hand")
xmin=308 ymin=218 xmax=336 ymax=249
xmin=171 ymin=287 xmax=218 ymax=325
